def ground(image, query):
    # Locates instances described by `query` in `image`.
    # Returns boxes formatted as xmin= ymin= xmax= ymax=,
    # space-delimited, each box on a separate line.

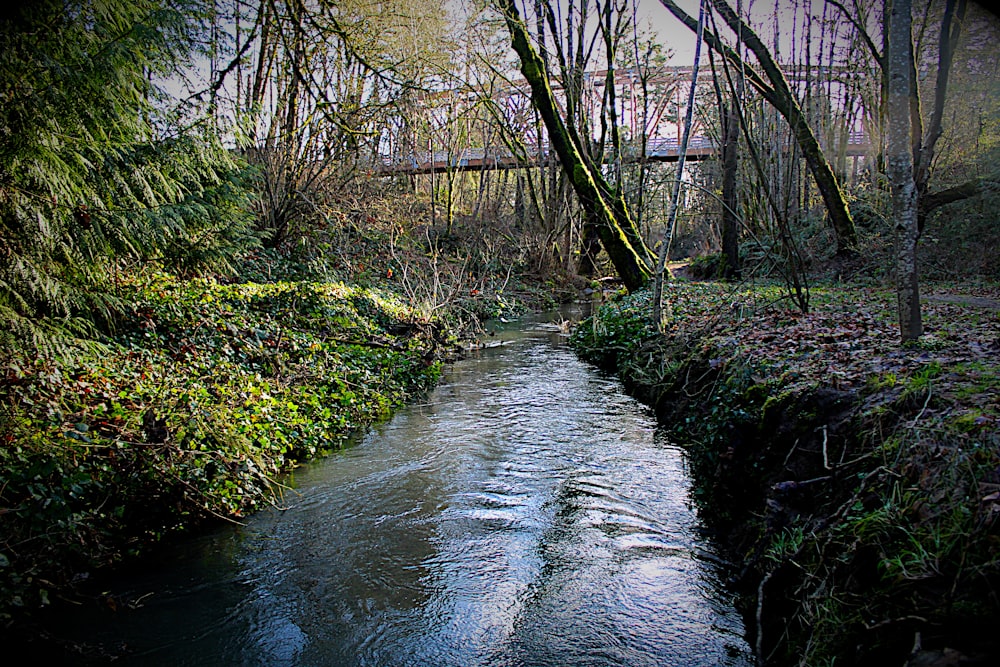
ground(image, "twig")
xmin=820 ymin=425 xmax=831 ymax=470
xmin=783 ymin=437 xmax=800 ymax=469
xmin=167 ymin=472 xmax=246 ymax=526
xmin=756 ymin=568 xmax=774 ymax=666
xmin=908 ymin=383 xmax=933 ymax=428
xmin=326 ymin=336 xmax=398 ymax=350
xmin=772 ymin=475 xmax=833 ymax=491
xmin=863 ymin=615 xmax=928 ymax=631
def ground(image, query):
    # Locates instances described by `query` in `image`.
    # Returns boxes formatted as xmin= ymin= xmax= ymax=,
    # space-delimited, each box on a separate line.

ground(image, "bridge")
xmin=377 ymin=131 xmax=871 ymax=176
xmin=374 ymin=64 xmax=873 ymax=176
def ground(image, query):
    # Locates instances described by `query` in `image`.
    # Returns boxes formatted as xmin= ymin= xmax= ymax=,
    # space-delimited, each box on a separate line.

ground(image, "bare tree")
xmin=239 ymin=0 xmax=451 ymax=246
xmin=659 ymin=0 xmax=860 ymax=255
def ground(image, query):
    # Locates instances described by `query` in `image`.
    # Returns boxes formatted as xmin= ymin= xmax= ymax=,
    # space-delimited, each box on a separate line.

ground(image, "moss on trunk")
xmin=498 ymin=0 xmax=653 ymax=291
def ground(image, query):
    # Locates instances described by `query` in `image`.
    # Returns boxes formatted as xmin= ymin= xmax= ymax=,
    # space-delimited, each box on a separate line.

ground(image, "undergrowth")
xmin=0 ymin=271 xmax=444 ymax=622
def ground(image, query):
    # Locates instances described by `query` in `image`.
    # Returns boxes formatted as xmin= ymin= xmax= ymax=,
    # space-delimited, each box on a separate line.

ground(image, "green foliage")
xmin=765 ymin=526 xmax=805 ymax=564
xmin=921 ymin=191 xmax=1000 ymax=281
xmin=0 ymin=0 xmax=258 ymax=358
xmin=570 ymin=288 xmax=658 ymax=367
xmin=0 ymin=272 xmax=442 ymax=621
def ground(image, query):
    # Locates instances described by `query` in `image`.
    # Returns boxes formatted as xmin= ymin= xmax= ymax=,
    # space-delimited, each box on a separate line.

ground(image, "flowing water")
xmin=56 ymin=312 xmax=751 ymax=666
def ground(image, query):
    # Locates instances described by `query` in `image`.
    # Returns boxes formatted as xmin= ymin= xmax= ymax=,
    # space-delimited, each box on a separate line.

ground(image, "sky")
xmin=640 ymin=0 xmax=703 ymax=64
xmin=480 ymin=0 xmax=848 ymax=69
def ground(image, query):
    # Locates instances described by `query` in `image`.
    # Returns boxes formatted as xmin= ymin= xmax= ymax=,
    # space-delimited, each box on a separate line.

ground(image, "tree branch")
xmin=823 ymin=0 xmax=883 ymax=66
xmin=921 ymin=175 xmax=1000 ymax=215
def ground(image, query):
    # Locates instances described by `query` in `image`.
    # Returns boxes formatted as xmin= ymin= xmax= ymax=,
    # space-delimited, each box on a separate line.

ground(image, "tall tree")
xmin=708 ymin=47 xmax=742 ymax=279
xmin=887 ymin=0 xmax=922 ymax=341
xmin=0 ymin=0 xmax=253 ymax=356
xmin=653 ymin=0 xmax=707 ymax=328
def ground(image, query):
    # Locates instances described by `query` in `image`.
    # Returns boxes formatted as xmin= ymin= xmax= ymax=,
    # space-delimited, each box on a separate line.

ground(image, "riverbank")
xmin=6 ymin=306 xmax=752 ymax=665
xmin=0 ymin=190 xmax=569 ymax=631
xmin=0 ymin=269 xmax=459 ymax=625
xmin=570 ymin=280 xmax=1000 ymax=665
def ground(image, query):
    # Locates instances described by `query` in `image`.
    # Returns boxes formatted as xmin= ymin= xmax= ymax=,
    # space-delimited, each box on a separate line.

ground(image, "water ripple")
xmin=51 ymin=311 xmax=751 ymax=667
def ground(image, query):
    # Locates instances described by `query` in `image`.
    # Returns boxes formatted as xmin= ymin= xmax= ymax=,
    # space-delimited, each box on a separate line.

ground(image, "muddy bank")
xmin=570 ymin=283 xmax=1000 ymax=666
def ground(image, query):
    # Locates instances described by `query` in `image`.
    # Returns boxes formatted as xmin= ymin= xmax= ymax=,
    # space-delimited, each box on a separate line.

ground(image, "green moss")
xmin=759 ymin=391 xmax=792 ymax=426
xmin=743 ymin=382 xmax=772 ymax=404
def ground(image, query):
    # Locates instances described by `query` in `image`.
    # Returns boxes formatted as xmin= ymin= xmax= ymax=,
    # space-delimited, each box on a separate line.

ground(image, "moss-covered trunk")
xmin=707 ymin=0 xmax=858 ymax=254
xmin=788 ymin=113 xmax=859 ymax=254
xmin=497 ymin=0 xmax=653 ymax=291
xmin=659 ymin=0 xmax=859 ymax=255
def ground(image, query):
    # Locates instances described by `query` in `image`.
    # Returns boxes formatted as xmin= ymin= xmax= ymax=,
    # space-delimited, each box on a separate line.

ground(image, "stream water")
xmin=54 ymin=311 xmax=751 ymax=666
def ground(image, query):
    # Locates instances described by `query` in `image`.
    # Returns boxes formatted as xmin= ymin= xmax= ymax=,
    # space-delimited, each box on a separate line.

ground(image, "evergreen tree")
xmin=0 ymin=0 xmax=256 ymax=357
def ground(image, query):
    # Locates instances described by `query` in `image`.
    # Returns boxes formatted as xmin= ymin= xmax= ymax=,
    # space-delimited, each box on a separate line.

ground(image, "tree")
xmin=495 ymin=0 xmax=655 ymax=291
xmin=658 ymin=0 xmax=860 ymax=255
xmin=0 ymin=0 xmax=253 ymax=356
xmin=701 ymin=40 xmax=742 ymax=280
xmin=913 ymin=0 xmax=969 ymax=230
xmin=718 ymin=93 xmax=742 ymax=279
xmin=653 ymin=0 xmax=707 ymax=328
xmin=825 ymin=0 xmax=993 ymax=228
xmin=839 ymin=0 xmax=974 ymax=340
xmin=241 ymin=0 xmax=451 ymax=247
xmin=887 ymin=0 xmax=923 ymax=342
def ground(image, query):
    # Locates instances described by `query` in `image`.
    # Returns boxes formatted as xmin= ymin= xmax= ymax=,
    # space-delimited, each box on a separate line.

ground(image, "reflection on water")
xmin=56 ymin=312 xmax=751 ymax=666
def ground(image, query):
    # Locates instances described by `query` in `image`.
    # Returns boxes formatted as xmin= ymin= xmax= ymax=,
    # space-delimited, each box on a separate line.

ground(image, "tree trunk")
xmin=577 ymin=213 xmax=602 ymax=277
xmin=707 ymin=44 xmax=741 ymax=278
xmin=497 ymin=0 xmax=653 ymax=292
xmin=721 ymin=100 xmax=741 ymax=278
xmin=658 ymin=0 xmax=859 ymax=254
xmin=887 ymin=0 xmax=923 ymax=342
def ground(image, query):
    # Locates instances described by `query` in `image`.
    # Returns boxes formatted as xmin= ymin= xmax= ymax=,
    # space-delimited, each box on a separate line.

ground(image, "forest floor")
xmin=570 ymin=275 xmax=1000 ymax=666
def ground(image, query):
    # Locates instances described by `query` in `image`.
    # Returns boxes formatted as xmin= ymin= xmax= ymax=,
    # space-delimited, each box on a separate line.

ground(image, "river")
xmin=53 ymin=311 xmax=751 ymax=666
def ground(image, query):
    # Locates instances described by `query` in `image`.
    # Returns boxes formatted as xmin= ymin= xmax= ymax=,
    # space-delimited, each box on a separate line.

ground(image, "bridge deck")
xmin=378 ymin=134 xmax=870 ymax=175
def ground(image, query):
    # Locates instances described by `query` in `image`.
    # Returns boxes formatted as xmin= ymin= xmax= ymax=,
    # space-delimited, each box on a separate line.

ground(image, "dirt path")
xmin=924 ymin=293 xmax=1000 ymax=309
